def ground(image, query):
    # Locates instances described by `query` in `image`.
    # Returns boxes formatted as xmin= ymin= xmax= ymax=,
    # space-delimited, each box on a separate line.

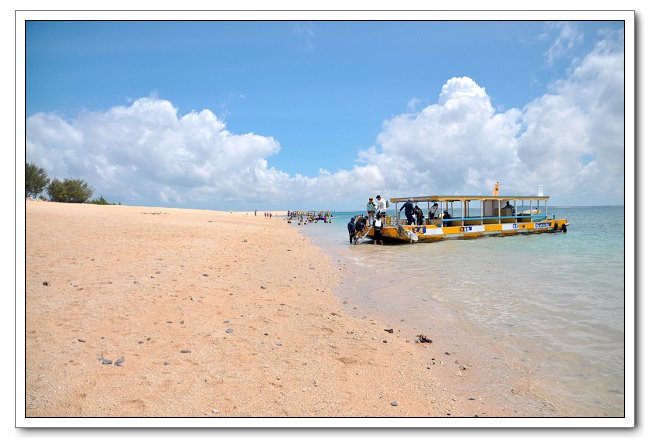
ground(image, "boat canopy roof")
xmin=389 ymin=195 xmax=550 ymax=203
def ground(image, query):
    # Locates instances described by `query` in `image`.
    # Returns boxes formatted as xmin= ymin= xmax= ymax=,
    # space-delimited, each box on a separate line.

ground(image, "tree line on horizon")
xmin=25 ymin=162 xmax=118 ymax=205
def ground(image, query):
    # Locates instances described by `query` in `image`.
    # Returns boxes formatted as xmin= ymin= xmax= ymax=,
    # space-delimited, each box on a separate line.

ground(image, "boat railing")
xmin=441 ymin=214 xmax=548 ymax=224
xmin=394 ymin=215 xmax=549 ymax=225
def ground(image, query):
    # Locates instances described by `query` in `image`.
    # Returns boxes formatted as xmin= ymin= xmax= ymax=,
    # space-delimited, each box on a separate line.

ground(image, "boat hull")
xmin=366 ymin=219 xmax=569 ymax=243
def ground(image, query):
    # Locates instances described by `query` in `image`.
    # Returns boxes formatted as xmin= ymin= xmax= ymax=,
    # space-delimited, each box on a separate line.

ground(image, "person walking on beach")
xmin=366 ymin=198 xmax=376 ymax=226
xmin=399 ymin=198 xmax=415 ymax=225
xmin=375 ymin=194 xmax=387 ymax=223
xmin=348 ymin=217 xmax=357 ymax=244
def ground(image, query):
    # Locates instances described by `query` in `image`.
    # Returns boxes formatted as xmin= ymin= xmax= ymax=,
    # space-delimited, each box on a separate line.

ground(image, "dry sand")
xmin=25 ymin=200 xmax=554 ymax=419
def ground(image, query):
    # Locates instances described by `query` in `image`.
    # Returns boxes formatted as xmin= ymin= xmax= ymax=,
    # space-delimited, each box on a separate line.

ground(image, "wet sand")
xmin=24 ymin=200 xmax=554 ymax=419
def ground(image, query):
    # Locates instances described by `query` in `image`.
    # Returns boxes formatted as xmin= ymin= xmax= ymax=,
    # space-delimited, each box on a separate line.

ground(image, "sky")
xmin=24 ymin=19 xmax=626 ymax=211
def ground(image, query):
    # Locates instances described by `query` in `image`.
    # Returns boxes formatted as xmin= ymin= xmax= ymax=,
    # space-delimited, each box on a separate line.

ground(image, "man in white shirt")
xmin=375 ymin=194 xmax=387 ymax=223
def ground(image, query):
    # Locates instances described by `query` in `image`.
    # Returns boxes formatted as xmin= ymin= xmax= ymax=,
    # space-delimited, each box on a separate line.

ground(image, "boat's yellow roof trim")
xmin=389 ymin=195 xmax=550 ymax=202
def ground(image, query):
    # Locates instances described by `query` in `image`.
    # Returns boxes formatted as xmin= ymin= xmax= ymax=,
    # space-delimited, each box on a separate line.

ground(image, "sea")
xmin=295 ymin=206 xmax=626 ymax=417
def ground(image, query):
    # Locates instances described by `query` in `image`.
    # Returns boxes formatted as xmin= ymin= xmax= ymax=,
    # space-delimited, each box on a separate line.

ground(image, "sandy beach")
xmin=24 ymin=200 xmax=555 ymax=419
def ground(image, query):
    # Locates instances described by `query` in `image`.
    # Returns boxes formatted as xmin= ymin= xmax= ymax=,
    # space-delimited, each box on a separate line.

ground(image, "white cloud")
xmin=26 ymin=30 xmax=624 ymax=210
xmin=544 ymin=22 xmax=585 ymax=66
xmin=371 ymin=76 xmax=522 ymax=197
xmin=518 ymin=28 xmax=624 ymax=202
xmin=292 ymin=23 xmax=317 ymax=52
xmin=361 ymin=30 xmax=623 ymax=206
xmin=406 ymin=97 xmax=421 ymax=111
xmin=27 ymin=97 xmax=282 ymax=205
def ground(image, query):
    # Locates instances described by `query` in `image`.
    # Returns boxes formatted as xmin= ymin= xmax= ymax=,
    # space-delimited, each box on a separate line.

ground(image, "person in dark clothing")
xmin=428 ymin=202 xmax=440 ymax=220
xmin=414 ymin=204 xmax=424 ymax=225
xmin=372 ymin=217 xmax=383 ymax=245
xmin=347 ymin=217 xmax=356 ymax=244
xmin=502 ymin=200 xmax=515 ymax=215
xmin=354 ymin=215 xmax=367 ymax=232
xmin=399 ymin=198 xmax=416 ymax=225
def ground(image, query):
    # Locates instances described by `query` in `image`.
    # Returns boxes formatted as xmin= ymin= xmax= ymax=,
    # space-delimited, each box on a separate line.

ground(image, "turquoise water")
xmin=297 ymin=207 xmax=625 ymax=417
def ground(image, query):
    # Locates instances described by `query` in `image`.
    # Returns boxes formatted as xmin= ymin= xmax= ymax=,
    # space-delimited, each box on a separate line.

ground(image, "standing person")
xmin=399 ymin=198 xmax=415 ymax=225
xmin=373 ymin=216 xmax=384 ymax=245
xmin=354 ymin=215 xmax=367 ymax=232
xmin=347 ymin=217 xmax=357 ymax=244
xmin=366 ymin=198 xmax=376 ymax=225
xmin=414 ymin=204 xmax=424 ymax=225
xmin=429 ymin=202 xmax=440 ymax=219
xmin=375 ymin=194 xmax=387 ymax=224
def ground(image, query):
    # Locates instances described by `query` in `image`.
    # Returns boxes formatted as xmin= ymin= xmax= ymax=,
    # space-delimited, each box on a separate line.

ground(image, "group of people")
xmin=398 ymin=199 xmax=443 ymax=225
xmin=347 ymin=194 xmax=388 ymax=245
xmin=348 ymin=196 xmax=459 ymax=244
xmin=364 ymin=194 xmax=388 ymax=226
xmin=286 ymin=210 xmax=332 ymax=223
xmin=254 ymin=210 xmax=275 ymax=218
xmin=348 ymin=214 xmax=384 ymax=245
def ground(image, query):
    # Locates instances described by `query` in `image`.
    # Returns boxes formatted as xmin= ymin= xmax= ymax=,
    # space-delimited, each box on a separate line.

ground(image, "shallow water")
xmin=297 ymin=206 xmax=625 ymax=417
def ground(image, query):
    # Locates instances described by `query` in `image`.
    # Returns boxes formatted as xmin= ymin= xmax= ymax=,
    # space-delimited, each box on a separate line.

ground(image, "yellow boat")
xmin=366 ymin=193 xmax=569 ymax=243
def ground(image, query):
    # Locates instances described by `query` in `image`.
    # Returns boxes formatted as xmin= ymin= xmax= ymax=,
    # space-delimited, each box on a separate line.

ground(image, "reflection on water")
xmin=298 ymin=207 xmax=625 ymax=417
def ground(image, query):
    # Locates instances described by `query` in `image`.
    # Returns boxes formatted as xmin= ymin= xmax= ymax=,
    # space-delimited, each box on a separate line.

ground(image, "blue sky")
xmin=25 ymin=19 xmax=626 ymax=210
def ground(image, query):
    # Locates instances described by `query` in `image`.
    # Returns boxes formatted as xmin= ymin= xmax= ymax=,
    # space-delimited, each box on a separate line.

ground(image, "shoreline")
xmin=297 ymin=221 xmax=560 ymax=417
xmin=25 ymin=201 xmax=552 ymax=418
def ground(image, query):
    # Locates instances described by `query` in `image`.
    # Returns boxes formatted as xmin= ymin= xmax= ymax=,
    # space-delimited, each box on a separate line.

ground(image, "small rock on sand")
xmin=416 ymin=334 xmax=432 ymax=343
xmin=384 ymin=328 xmax=393 ymax=333
xmin=180 ymin=349 xmax=191 ymax=353
xmin=223 ymin=319 xmax=230 ymax=324
xmin=225 ymin=328 xmax=234 ymax=334
xmin=101 ymin=358 xmax=112 ymax=365
xmin=390 ymin=401 xmax=398 ymax=407
xmin=115 ymin=357 xmax=125 ymax=367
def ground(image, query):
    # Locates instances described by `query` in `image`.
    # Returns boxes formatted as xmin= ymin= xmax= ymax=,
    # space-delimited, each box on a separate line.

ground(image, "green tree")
xmin=25 ymin=162 xmax=49 ymax=198
xmin=47 ymin=178 xmax=94 ymax=203
xmin=89 ymin=195 xmax=113 ymax=205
